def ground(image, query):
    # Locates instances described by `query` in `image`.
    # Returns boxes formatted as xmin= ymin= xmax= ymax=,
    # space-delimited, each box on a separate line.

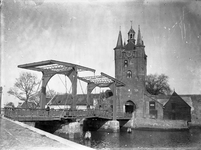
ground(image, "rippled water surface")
xmin=56 ymin=128 xmax=201 ymax=149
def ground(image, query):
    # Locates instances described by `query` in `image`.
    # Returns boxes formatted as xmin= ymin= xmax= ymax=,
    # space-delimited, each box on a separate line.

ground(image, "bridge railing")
xmin=4 ymin=107 xmax=64 ymax=121
xmin=4 ymin=107 xmax=132 ymax=121
xmin=64 ymin=109 xmax=87 ymax=118
xmin=61 ymin=109 xmax=113 ymax=119
xmin=87 ymin=109 xmax=113 ymax=118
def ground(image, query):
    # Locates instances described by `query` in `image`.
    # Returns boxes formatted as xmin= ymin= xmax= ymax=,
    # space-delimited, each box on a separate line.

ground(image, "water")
xmin=56 ymin=128 xmax=201 ymax=149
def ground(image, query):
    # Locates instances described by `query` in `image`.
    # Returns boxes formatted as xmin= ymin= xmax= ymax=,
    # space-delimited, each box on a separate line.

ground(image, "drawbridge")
xmin=4 ymin=60 xmax=132 ymax=122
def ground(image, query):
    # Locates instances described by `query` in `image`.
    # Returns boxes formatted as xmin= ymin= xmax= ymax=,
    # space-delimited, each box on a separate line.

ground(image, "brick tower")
xmin=114 ymin=25 xmax=147 ymax=118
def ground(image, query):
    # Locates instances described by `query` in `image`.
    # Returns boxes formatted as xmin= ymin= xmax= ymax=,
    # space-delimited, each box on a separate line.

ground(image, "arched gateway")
xmin=125 ymin=100 xmax=136 ymax=114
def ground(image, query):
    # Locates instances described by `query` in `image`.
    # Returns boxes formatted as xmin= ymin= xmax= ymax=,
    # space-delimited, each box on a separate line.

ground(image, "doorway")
xmin=125 ymin=100 xmax=136 ymax=113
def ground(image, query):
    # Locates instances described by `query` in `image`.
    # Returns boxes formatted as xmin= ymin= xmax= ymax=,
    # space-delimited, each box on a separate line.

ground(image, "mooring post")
xmin=0 ymin=87 xmax=2 ymax=115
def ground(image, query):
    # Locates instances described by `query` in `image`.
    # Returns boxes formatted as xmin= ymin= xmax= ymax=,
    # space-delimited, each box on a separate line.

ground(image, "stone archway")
xmin=125 ymin=100 xmax=136 ymax=114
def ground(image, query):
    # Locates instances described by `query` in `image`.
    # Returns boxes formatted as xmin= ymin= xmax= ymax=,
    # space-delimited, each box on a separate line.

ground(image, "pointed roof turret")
xmin=114 ymin=29 xmax=123 ymax=50
xmin=128 ymin=26 xmax=135 ymax=34
xmin=127 ymin=21 xmax=135 ymax=44
xmin=137 ymin=25 xmax=142 ymax=45
xmin=128 ymin=21 xmax=135 ymax=34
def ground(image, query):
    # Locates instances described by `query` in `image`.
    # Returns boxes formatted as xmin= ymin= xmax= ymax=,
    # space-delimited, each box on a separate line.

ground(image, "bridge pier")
xmin=103 ymin=120 xmax=120 ymax=132
xmin=55 ymin=121 xmax=82 ymax=138
xmin=83 ymin=118 xmax=120 ymax=132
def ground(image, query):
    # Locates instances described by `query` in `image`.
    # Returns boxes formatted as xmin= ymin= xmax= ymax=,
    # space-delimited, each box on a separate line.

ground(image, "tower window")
xmin=127 ymin=70 xmax=132 ymax=78
xmin=130 ymin=34 xmax=132 ymax=39
xmin=124 ymin=60 xmax=128 ymax=67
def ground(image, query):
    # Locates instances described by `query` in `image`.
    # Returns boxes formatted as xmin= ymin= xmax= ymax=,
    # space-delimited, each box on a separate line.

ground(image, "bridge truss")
xmin=18 ymin=60 xmax=95 ymax=109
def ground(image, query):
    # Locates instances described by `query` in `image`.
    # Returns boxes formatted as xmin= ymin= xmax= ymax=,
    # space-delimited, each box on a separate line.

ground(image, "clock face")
xmin=125 ymin=51 xmax=132 ymax=58
xmin=124 ymin=51 xmax=136 ymax=58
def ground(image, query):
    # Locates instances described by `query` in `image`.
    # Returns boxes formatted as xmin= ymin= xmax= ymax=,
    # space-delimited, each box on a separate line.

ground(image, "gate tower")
xmin=114 ymin=25 xmax=147 ymax=117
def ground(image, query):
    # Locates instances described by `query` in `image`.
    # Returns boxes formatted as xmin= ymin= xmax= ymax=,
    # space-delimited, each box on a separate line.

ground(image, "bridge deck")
xmin=4 ymin=107 xmax=132 ymax=122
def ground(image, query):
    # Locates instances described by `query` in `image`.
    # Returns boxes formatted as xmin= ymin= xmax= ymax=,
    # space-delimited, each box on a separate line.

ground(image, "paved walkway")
xmin=0 ymin=116 xmax=94 ymax=150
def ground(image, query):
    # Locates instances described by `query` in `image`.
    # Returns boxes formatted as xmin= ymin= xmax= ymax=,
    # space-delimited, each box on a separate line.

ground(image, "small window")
xmin=124 ymin=60 xmax=128 ymax=67
xmin=127 ymin=70 xmax=132 ymax=78
xmin=130 ymin=34 xmax=132 ymax=39
xmin=149 ymin=101 xmax=155 ymax=110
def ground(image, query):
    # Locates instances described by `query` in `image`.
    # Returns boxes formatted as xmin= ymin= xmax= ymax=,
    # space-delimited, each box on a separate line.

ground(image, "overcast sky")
xmin=1 ymin=0 xmax=201 ymax=106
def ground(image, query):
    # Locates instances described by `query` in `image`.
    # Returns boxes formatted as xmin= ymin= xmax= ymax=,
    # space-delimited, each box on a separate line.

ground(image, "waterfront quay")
xmin=0 ymin=116 xmax=94 ymax=150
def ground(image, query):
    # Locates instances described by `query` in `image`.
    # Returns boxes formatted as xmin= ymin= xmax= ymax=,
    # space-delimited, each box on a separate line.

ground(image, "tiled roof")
xmin=181 ymin=96 xmax=193 ymax=109
xmin=144 ymin=93 xmax=163 ymax=106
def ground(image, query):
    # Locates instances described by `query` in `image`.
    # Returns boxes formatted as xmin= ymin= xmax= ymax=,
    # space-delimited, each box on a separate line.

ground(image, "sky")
xmin=1 ymin=0 xmax=201 ymax=106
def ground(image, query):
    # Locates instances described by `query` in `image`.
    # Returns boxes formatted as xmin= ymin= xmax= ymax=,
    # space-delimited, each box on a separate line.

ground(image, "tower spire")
xmin=130 ymin=20 xmax=133 ymax=28
xmin=114 ymin=28 xmax=123 ymax=49
xmin=137 ymin=25 xmax=142 ymax=45
xmin=127 ymin=21 xmax=135 ymax=43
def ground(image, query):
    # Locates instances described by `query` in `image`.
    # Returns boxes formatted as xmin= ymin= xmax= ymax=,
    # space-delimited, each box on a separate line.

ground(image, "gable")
xmin=153 ymin=93 xmax=192 ymax=108
xmin=164 ymin=92 xmax=191 ymax=108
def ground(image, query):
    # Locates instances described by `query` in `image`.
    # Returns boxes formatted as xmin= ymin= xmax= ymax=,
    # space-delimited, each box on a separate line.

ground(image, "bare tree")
xmin=145 ymin=74 xmax=172 ymax=95
xmin=8 ymin=72 xmax=40 ymax=108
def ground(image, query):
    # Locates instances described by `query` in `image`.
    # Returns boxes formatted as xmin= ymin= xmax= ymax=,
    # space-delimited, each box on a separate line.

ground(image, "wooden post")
xmin=0 ymin=87 xmax=2 ymax=115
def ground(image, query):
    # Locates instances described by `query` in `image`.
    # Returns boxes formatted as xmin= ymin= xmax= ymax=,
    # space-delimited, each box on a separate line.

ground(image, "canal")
xmin=55 ymin=128 xmax=201 ymax=149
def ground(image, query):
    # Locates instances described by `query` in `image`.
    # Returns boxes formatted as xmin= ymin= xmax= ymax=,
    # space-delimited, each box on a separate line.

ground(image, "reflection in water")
xmin=56 ymin=128 xmax=201 ymax=149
